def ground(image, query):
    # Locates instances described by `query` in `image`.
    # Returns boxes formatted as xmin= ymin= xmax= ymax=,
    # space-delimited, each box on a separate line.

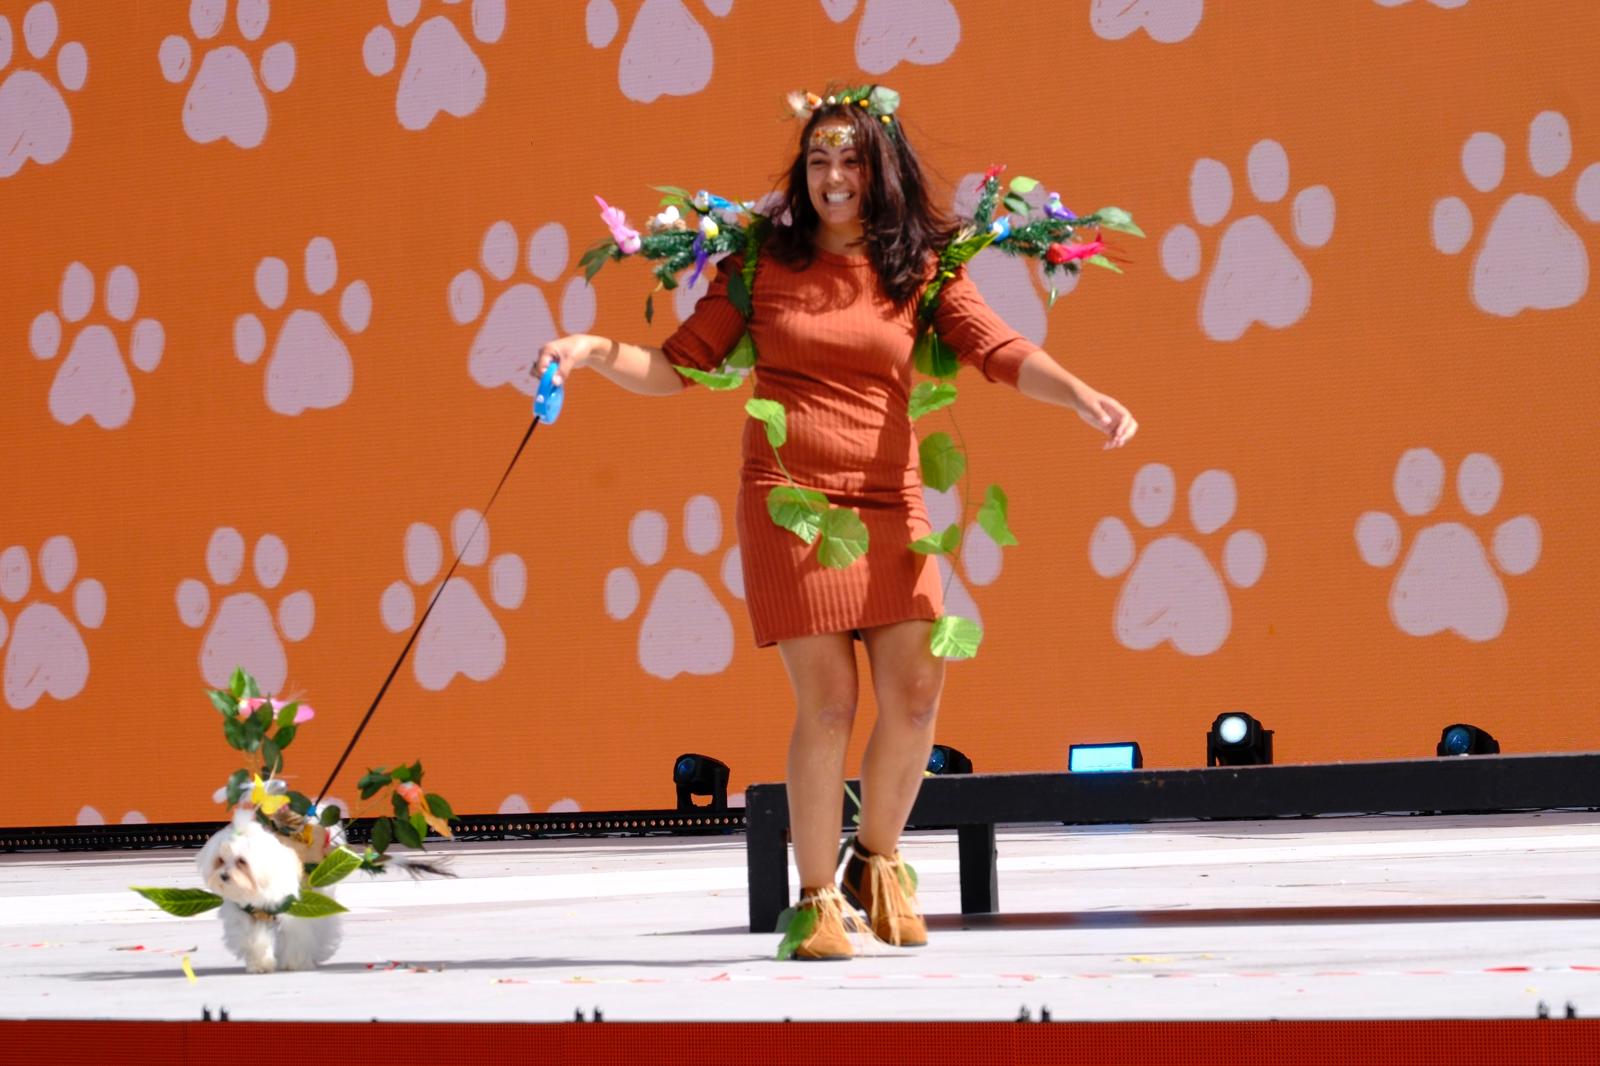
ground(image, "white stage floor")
xmin=3 ymin=811 xmax=1598 ymax=1022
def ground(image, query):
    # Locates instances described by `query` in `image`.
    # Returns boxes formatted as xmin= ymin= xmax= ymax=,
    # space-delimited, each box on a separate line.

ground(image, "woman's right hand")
xmin=534 ymin=334 xmax=592 ymax=389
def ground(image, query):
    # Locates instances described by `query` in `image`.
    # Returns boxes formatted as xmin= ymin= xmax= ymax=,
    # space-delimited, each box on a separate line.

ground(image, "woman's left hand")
xmin=1076 ymin=391 xmax=1138 ymax=449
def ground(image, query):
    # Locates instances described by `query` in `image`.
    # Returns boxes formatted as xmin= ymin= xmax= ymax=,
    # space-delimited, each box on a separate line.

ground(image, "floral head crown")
xmin=785 ymin=84 xmax=902 ymax=140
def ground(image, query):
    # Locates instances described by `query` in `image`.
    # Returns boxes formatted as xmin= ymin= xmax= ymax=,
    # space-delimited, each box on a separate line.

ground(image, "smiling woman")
xmin=536 ymin=83 xmax=1137 ymax=962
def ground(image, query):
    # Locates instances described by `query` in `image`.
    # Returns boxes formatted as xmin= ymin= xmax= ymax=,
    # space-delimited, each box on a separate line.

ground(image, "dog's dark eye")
xmin=236 ymin=857 xmax=249 ymax=868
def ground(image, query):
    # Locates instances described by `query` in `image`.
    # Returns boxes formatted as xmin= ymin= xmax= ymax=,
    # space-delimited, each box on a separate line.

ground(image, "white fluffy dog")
xmin=196 ymin=809 xmax=341 ymax=973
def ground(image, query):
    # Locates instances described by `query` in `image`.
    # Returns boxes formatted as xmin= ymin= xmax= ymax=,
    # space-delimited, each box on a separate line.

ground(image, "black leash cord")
xmin=314 ymin=415 xmax=542 ymax=807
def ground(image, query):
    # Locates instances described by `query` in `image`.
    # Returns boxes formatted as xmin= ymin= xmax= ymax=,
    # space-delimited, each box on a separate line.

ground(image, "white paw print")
xmin=1161 ymin=140 xmax=1336 ymax=342
xmin=0 ymin=2 xmax=86 ymax=178
xmin=76 ymin=807 xmax=147 ymax=826
xmin=158 ymin=0 xmax=295 ymax=149
xmin=950 ymin=172 xmax=1071 ymax=345
xmin=28 ymin=263 xmax=165 ymax=429
xmin=0 ymin=536 xmax=105 ymax=711
xmin=234 ymin=237 xmax=372 ymax=416
xmin=604 ymin=496 xmax=743 ymax=681
xmin=450 ymin=220 xmax=596 ymax=395
xmin=1355 ymin=450 xmax=1540 ymax=642
xmin=499 ymin=795 xmax=580 ymax=814
xmin=380 ymin=511 xmax=527 ymax=691
xmin=585 ymin=0 xmax=731 ymax=104
xmin=922 ymin=486 xmax=1005 ymax=646
xmin=1432 ymin=112 xmax=1600 ymax=317
xmin=1089 ymin=464 xmax=1266 ymax=656
xmin=363 ymin=0 xmax=505 ymax=131
xmin=1374 ymin=0 xmax=1467 ymax=8
xmin=1089 ymin=0 xmax=1203 ymax=43
xmin=177 ymin=528 xmax=314 ymax=694
xmin=819 ymin=0 xmax=961 ymax=74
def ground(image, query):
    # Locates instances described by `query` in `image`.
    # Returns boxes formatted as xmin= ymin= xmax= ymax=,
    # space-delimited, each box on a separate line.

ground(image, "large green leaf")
xmin=727 ymin=270 xmax=752 ymax=317
xmin=394 ymin=817 xmax=423 ymax=850
xmin=976 ymin=484 xmax=1018 ymax=546
xmin=261 ymin=738 xmax=282 ymax=775
xmin=725 ymin=331 xmax=757 ymax=369
xmin=207 ymin=689 xmax=237 ymax=717
xmin=1008 ymin=175 xmax=1040 ymax=195
xmin=370 ymin=816 xmax=394 ymax=854
xmin=775 ymin=905 xmax=818 ymax=960
xmin=1003 ymin=193 xmax=1030 ymax=216
xmin=318 ymin=804 xmax=343 ymax=827
xmin=224 ymin=768 xmax=249 ymax=807
xmin=816 ymin=508 xmax=869 ymax=569
xmin=908 ymin=524 xmax=962 ymax=556
xmin=1087 ymin=254 xmax=1123 ymax=273
xmin=918 ymin=433 xmax=966 ymax=492
xmin=912 ymin=331 xmax=960 ymax=380
xmin=929 ymin=615 xmax=983 ymax=660
xmin=1094 ymin=206 xmax=1144 ymax=237
xmin=131 ymin=886 xmax=224 ymax=917
xmin=425 ymin=793 xmax=456 ymax=820
xmin=672 ymin=365 xmax=743 ymax=390
xmin=908 ymin=381 xmax=957 ymax=421
xmin=307 ymin=846 xmax=363 ymax=888
xmin=229 ymin=668 xmax=247 ymax=701
xmin=357 ymin=768 xmax=392 ymax=800
xmin=222 ymin=715 xmax=247 ymax=752
xmin=285 ymin=890 xmax=347 ymax=919
xmin=274 ymin=723 xmax=297 ymax=751
xmin=744 ymin=397 xmax=787 ymax=448
xmin=766 ymin=486 xmax=827 ymax=545
xmin=274 ymin=701 xmax=298 ymax=728
xmin=652 ymin=184 xmax=692 ymax=199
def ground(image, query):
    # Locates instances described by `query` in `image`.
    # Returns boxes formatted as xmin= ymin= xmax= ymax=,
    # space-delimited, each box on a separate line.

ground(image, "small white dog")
xmin=196 ymin=808 xmax=342 ymax=973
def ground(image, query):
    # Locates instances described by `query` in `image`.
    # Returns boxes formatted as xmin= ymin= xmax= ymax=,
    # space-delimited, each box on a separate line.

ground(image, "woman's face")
xmin=805 ymin=121 xmax=865 ymax=237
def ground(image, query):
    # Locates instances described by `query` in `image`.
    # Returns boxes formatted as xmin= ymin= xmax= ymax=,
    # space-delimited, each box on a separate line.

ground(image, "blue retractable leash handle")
xmin=314 ymin=359 xmax=564 ymax=807
xmin=534 ymin=359 xmax=565 ymax=424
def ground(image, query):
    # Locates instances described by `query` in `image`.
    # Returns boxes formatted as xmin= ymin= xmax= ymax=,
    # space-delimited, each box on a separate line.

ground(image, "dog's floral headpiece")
xmin=785 ymin=84 xmax=901 ymax=133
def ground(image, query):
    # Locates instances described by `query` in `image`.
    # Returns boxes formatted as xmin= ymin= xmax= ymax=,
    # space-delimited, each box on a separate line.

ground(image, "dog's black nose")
xmin=219 ymin=873 xmax=229 ymax=881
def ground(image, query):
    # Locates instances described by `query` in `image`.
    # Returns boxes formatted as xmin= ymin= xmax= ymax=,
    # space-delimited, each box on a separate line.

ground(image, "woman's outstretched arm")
xmin=535 ymin=334 xmax=687 ymax=397
xmin=1016 ymin=349 xmax=1138 ymax=449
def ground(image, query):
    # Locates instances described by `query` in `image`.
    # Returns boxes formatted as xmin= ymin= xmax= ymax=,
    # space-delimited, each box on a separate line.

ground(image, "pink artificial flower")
xmin=595 ymin=195 xmax=641 ymax=255
xmin=237 ymin=697 xmax=266 ymax=718
xmin=1046 ymin=233 xmax=1106 ymax=265
xmin=270 ymin=698 xmax=315 ymax=724
xmin=396 ymin=781 xmax=424 ymax=807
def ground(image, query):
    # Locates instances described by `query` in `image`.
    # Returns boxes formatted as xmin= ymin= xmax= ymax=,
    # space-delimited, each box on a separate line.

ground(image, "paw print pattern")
xmin=234 ymin=238 xmax=372 ymax=416
xmin=1161 ymin=140 xmax=1336 ymax=341
xmin=1089 ymin=465 xmax=1266 ymax=656
xmin=1431 ymin=112 xmax=1600 ymax=317
xmin=585 ymin=0 xmax=731 ymax=104
xmin=604 ymin=496 xmax=743 ymax=681
xmin=0 ymin=536 xmax=105 ymax=711
xmin=77 ymin=806 xmax=147 ymax=826
xmin=1089 ymin=0 xmax=1204 ymax=43
xmin=923 ymin=486 xmax=1005 ymax=640
xmin=1355 ymin=449 xmax=1540 ymax=642
xmin=177 ymin=528 xmax=315 ymax=694
xmin=29 ymin=263 xmax=166 ymax=429
xmin=1374 ymin=0 xmax=1467 ymax=8
xmin=363 ymin=0 xmax=505 ymax=131
xmin=819 ymin=0 xmax=961 ymax=74
xmin=380 ymin=511 xmax=527 ymax=691
xmin=0 ymin=2 xmax=87 ymax=178
xmin=159 ymin=0 xmax=295 ymax=149
xmin=450 ymin=220 xmax=596 ymax=395
xmin=950 ymin=172 xmax=1066 ymax=345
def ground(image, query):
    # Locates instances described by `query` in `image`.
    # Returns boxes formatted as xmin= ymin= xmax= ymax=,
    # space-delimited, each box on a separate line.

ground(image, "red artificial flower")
xmin=1046 ymin=232 xmax=1106 ymax=264
xmin=978 ymin=163 xmax=1007 ymax=190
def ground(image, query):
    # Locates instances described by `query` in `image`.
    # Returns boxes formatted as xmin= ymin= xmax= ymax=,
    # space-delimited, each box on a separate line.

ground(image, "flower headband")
xmin=785 ymin=84 xmax=902 ymax=141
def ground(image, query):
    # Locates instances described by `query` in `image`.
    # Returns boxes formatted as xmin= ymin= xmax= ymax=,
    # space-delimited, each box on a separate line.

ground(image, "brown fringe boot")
xmin=839 ymin=837 xmax=928 ymax=947
xmin=781 ymin=885 xmax=867 ymax=961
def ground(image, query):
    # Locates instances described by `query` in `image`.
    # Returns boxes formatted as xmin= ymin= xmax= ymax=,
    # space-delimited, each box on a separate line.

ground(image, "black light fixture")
xmin=672 ymin=753 xmax=730 ymax=810
xmin=1207 ymin=712 xmax=1273 ymax=767
xmin=1436 ymin=723 xmax=1499 ymax=757
xmin=1068 ymin=742 xmax=1143 ymax=772
xmin=926 ymin=744 xmax=973 ymax=775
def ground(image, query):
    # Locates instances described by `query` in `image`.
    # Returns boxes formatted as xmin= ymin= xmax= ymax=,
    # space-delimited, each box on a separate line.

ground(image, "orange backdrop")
xmin=2 ymin=0 xmax=1598 ymax=827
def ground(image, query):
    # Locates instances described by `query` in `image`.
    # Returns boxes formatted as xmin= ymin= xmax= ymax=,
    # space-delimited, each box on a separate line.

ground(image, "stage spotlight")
xmin=926 ymin=744 xmax=973 ymax=775
xmin=1207 ymin=712 xmax=1274 ymax=767
xmin=1436 ymin=724 xmax=1499 ymax=757
xmin=1068 ymin=742 xmax=1142 ymax=773
xmin=672 ymin=753 xmax=730 ymax=811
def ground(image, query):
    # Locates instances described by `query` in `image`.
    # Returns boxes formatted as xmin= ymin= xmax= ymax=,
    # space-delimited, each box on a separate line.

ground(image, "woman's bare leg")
xmin=856 ymin=619 xmax=945 ymax=855
xmin=776 ymin=631 xmax=859 ymax=891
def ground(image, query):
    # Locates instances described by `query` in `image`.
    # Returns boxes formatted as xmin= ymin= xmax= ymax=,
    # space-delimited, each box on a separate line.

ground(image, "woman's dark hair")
xmin=766 ymin=100 xmax=958 ymax=306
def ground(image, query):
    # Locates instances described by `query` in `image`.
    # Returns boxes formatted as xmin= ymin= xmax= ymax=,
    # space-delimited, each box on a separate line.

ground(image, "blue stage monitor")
xmin=1068 ymin=742 xmax=1143 ymax=773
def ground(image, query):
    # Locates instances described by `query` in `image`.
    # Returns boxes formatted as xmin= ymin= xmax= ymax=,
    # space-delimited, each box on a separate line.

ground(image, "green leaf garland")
xmin=284 ymin=890 xmax=348 ymax=919
xmin=672 ymin=365 xmax=743 ymax=390
xmin=930 ymin=615 xmax=983 ymax=660
xmin=130 ymin=886 xmax=224 ymax=917
xmin=816 ymin=508 xmax=869 ymax=569
xmin=307 ymin=846 xmax=364 ymax=888
xmin=908 ymin=524 xmax=962 ymax=556
xmin=976 ymin=485 xmax=1018 ymax=547
xmin=918 ymin=433 xmax=966 ymax=492
xmin=744 ymin=397 xmax=787 ymax=448
xmin=908 ymin=381 xmax=957 ymax=421
xmin=775 ymin=905 xmax=819 ymax=961
xmin=766 ymin=486 xmax=827 ymax=545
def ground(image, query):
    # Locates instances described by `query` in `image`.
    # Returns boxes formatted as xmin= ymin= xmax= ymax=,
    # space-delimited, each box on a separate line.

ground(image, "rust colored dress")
xmin=661 ymin=248 xmax=1035 ymax=647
